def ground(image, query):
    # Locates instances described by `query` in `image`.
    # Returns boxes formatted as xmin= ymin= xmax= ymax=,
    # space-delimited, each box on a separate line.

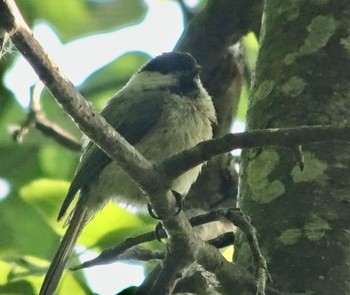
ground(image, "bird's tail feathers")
xmin=39 ymin=206 xmax=90 ymax=295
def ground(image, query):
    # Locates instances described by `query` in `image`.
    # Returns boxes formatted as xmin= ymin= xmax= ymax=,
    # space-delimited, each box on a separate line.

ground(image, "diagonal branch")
xmin=0 ymin=2 xmax=225 ymax=294
xmin=72 ymin=212 xmax=235 ymax=271
xmin=3 ymin=1 xmax=349 ymax=294
xmin=70 ymin=231 xmax=158 ymax=270
xmin=0 ymin=0 xmax=161 ymax=191
xmin=11 ymin=84 xmax=81 ymax=151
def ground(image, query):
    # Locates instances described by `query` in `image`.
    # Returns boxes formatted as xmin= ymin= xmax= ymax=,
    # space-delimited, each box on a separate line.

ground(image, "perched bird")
xmin=40 ymin=52 xmax=216 ymax=295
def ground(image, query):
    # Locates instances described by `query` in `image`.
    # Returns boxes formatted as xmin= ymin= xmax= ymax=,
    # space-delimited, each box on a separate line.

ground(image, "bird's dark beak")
xmin=189 ymin=65 xmax=201 ymax=80
xmin=194 ymin=65 xmax=202 ymax=76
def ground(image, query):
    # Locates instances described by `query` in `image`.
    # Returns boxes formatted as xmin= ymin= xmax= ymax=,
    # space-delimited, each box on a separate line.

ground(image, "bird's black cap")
xmin=141 ymin=52 xmax=198 ymax=75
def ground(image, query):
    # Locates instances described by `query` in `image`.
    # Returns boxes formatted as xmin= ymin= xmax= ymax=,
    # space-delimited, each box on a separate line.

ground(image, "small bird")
xmin=39 ymin=52 xmax=216 ymax=295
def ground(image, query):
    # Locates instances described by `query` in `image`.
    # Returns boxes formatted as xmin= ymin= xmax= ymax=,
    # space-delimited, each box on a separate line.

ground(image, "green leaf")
xmin=236 ymin=83 xmax=249 ymax=121
xmin=56 ymin=271 xmax=94 ymax=295
xmin=0 ymin=90 xmax=23 ymax=143
xmin=80 ymin=51 xmax=151 ymax=110
xmin=19 ymin=178 xmax=70 ymax=219
xmin=0 ymin=144 xmax=42 ymax=190
xmin=16 ymin=0 xmax=146 ymax=42
xmin=0 ymin=280 xmax=35 ymax=295
xmin=39 ymin=145 xmax=78 ymax=179
xmin=39 ymin=89 xmax=82 ymax=140
xmin=80 ymin=203 xmax=151 ymax=250
xmin=242 ymin=32 xmax=259 ymax=73
xmin=0 ymin=193 xmax=59 ymax=260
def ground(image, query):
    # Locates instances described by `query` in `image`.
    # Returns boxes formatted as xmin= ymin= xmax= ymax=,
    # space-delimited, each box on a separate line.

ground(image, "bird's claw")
xmin=171 ymin=190 xmax=184 ymax=216
xmin=147 ymin=190 xmax=184 ymax=220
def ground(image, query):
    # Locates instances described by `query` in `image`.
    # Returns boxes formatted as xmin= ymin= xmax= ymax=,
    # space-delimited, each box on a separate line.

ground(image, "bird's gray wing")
xmin=58 ymin=91 xmax=166 ymax=220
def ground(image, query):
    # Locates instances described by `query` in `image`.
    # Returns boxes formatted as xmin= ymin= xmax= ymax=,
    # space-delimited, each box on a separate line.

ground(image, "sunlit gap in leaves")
xmin=78 ymin=246 xmax=145 ymax=294
xmin=231 ymin=120 xmax=245 ymax=157
xmin=0 ymin=178 xmax=11 ymax=200
xmin=184 ymin=0 xmax=202 ymax=8
xmin=4 ymin=0 xmax=184 ymax=108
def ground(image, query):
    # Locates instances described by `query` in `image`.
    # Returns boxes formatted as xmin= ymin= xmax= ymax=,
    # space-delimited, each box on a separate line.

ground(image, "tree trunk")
xmin=235 ymin=0 xmax=350 ymax=294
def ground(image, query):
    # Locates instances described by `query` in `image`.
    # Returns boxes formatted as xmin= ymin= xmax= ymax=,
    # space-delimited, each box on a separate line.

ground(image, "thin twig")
xmin=11 ymin=86 xmax=39 ymax=143
xmin=117 ymin=248 xmax=165 ymax=262
xmin=34 ymin=117 xmax=81 ymax=151
xmin=291 ymin=145 xmax=304 ymax=171
xmin=11 ymin=84 xmax=81 ymax=151
xmin=225 ymin=209 xmax=269 ymax=295
xmin=71 ymin=212 xmax=235 ymax=270
xmin=1 ymin=0 xmax=157 ymax=188
xmin=70 ymin=231 xmax=157 ymax=270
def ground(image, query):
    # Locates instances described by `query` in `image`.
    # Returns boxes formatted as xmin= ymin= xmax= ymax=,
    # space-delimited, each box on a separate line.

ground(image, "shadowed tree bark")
xmin=236 ymin=0 xmax=350 ymax=293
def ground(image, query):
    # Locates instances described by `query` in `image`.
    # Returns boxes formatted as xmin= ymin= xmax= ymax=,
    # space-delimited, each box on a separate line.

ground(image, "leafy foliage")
xmin=0 ymin=1 xmax=155 ymax=293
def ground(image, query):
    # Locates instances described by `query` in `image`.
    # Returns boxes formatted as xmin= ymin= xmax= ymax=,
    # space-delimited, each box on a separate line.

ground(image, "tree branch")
xmin=72 ymin=211 xmax=235 ymax=271
xmin=176 ymin=0 xmax=263 ymax=85
xmin=0 ymin=0 xmax=162 ymax=190
xmin=162 ymin=124 xmax=350 ymax=180
xmin=11 ymin=85 xmax=81 ymax=151
xmin=0 ymin=2 xmax=231 ymax=293
xmin=34 ymin=117 xmax=81 ymax=151
xmin=70 ymin=231 xmax=158 ymax=270
xmin=2 ymin=1 xmax=348 ymax=294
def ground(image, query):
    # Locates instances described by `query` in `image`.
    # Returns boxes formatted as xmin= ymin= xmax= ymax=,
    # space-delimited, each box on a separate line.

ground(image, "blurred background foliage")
xmin=0 ymin=0 xmax=257 ymax=294
xmin=16 ymin=0 xmax=146 ymax=42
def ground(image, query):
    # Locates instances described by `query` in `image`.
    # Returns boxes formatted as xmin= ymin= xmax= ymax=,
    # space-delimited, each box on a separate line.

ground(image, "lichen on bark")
xmin=235 ymin=0 xmax=350 ymax=293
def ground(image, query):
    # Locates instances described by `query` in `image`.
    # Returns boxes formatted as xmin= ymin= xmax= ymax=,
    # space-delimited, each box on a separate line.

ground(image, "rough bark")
xmin=236 ymin=0 xmax=350 ymax=294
